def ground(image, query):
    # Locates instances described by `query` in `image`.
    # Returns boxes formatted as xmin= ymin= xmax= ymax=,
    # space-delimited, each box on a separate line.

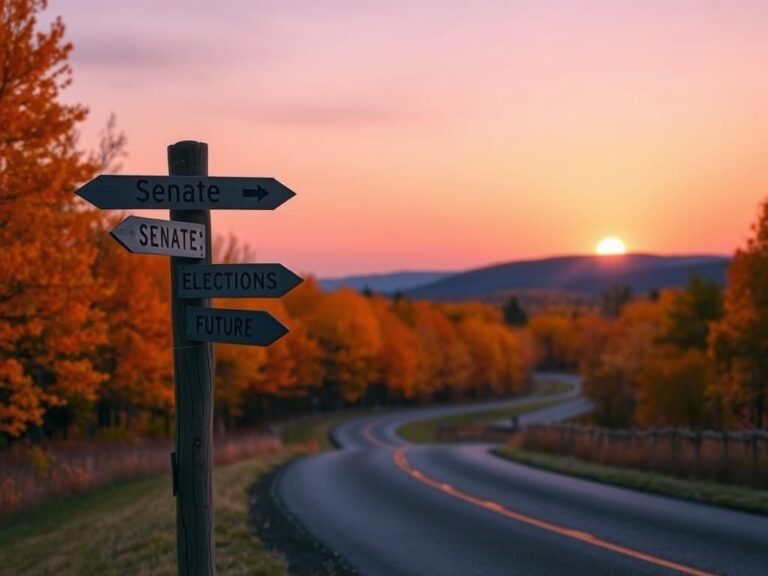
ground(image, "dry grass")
xmin=0 ymin=432 xmax=282 ymax=516
xmin=497 ymin=446 xmax=768 ymax=515
xmin=520 ymin=425 xmax=768 ymax=489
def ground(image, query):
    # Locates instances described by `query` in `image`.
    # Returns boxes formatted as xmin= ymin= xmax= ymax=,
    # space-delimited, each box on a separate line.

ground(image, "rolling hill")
xmin=404 ymin=254 xmax=729 ymax=301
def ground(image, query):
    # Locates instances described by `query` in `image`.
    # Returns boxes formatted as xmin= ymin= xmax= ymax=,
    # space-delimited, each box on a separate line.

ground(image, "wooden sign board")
xmin=111 ymin=216 xmax=206 ymax=258
xmin=76 ymin=175 xmax=295 ymax=210
xmin=178 ymin=264 xmax=302 ymax=298
xmin=186 ymin=307 xmax=289 ymax=346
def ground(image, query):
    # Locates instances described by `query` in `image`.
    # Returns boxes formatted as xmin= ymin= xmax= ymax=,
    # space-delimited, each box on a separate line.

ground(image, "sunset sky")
xmin=52 ymin=0 xmax=768 ymax=277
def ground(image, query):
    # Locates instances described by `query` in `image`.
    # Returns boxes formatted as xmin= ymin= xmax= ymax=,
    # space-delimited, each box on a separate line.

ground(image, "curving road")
xmin=276 ymin=374 xmax=768 ymax=575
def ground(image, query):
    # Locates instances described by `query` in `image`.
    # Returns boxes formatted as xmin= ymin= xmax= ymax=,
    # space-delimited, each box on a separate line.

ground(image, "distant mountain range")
xmin=319 ymin=271 xmax=453 ymax=293
xmin=320 ymin=254 xmax=730 ymax=301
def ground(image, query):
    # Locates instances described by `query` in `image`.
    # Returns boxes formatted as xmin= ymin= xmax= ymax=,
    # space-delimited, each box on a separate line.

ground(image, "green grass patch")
xmin=278 ymin=412 xmax=356 ymax=452
xmin=496 ymin=447 xmax=768 ymax=516
xmin=526 ymin=378 xmax=573 ymax=397
xmin=398 ymin=398 xmax=566 ymax=444
xmin=0 ymin=455 xmax=292 ymax=576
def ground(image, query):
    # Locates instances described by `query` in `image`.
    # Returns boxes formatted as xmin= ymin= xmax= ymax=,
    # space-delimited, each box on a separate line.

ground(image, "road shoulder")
xmin=495 ymin=446 xmax=768 ymax=515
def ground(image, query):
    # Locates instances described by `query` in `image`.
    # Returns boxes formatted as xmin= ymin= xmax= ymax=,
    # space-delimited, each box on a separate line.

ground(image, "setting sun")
xmin=596 ymin=236 xmax=627 ymax=256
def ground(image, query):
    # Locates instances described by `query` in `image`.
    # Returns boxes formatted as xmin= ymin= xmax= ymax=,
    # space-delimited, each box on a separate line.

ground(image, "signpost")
xmin=178 ymin=263 xmax=303 ymax=298
xmin=75 ymin=140 xmax=298 ymax=576
xmin=111 ymin=215 xmax=207 ymax=258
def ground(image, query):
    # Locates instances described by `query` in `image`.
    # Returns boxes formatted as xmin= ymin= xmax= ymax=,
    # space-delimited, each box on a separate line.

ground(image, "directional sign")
xmin=110 ymin=216 xmax=206 ymax=258
xmin=186 ymin=307 xmax=288 ymax=346
xmin=75 ymin=175 xmax=295 ymax=210
xmin=178 ymin=264 xmax=302 ymax=298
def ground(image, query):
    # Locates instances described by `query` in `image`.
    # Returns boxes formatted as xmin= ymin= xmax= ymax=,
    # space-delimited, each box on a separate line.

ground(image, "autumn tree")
xmin=370 ymin=297 xmax=422 ymax=402
xmin=0 ymin=0 xmax=121 ymax=438
xmin=403 ymin=301 xmax=471 ymax=400
xmin=91 ymin=219 xmax=172 ymax=436
xmin=582 ymin=300 xmax=665 ymax=427
xmin=527 ymin=313 xmax=578 ymax=370
xmin=629 ymin=278 xmax=723 ymax=428
xmin=710 ymin=200 xmax=768 ymax=428
xmin=601 ymin=284 xmax=633 ymax=318
xmin=635 ymin=349 xmax=716 ymax=428
xmin=502 ymin=296 xmax=528 ymax=326
xmin=661 ymin=275 xmax=722 ymax=351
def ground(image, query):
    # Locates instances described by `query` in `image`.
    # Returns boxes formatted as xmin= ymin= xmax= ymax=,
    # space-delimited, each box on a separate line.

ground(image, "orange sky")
xmin=52 ymin=1 xmax=768 ymax=276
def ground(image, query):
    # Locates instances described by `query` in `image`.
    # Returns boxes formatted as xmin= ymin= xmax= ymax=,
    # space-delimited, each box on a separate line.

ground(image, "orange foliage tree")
xmin=581 ymin=299 xmax=666 ymax=427
xmin=578 ymin=279 xmax=724 ymax=429
xmin=91 ymin=220 xmax=172 ymax=436
xmin=710 ymin=200 xmax=768 ymax=428
xmin=527 ymin=313 xmax=579 ymax=370
xmin=0 ymin=3 xmax=536 ymax=441
xmin=0 ymin=0 xmax=120 ymax=438
xmin=301 ymin=288 xmax=383 ymax=405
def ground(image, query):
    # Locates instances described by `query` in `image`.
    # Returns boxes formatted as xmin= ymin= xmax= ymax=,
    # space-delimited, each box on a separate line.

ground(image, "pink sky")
xmin=51 ymin=1 xmax=768 ymax=276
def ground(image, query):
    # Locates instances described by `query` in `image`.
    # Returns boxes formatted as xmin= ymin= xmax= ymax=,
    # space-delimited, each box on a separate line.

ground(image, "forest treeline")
xmin=527 ymin=204 xmax=768 ymax=431
xmin=6 ymin=229 xmax=535 ymax=441
xmin=2 ymin=1 xmax=767 ymax=445
xmin=0 ymin=0 xmax=535 ymax=443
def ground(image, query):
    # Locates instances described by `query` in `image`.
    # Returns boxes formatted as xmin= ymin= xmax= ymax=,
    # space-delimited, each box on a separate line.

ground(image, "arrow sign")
xmin=110 ymin=216 xmax=206 ymax=258
xmin=178 ymin=264 xmax=302 ymax=298
xmin=186 ymin=307 xmax=289 ymax=346
xmin=75 ymin=175 xmax=295 ymax=210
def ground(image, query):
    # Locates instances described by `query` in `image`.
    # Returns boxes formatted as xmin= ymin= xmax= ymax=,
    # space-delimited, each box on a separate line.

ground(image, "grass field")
xmin=497 ymin=447 xmax=768 ymax=515
xmin=279 ymin=412 xmax=362 ymax=451
xmin=0 ymin=455 xmax=292 ymax=576
xmin=2 ymin=387 xmax=592 ymax=576
xmin=0 ymin=408 xmax=362 ymax=576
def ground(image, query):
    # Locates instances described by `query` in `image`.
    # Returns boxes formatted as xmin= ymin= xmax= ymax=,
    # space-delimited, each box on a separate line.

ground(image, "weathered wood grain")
xmin=168 ymin=141 xmax=216 ymax=576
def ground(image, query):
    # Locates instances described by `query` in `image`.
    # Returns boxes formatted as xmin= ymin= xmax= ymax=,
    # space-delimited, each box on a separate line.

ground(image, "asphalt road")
xmin=276 ymin=374 xmax=768 ymax=575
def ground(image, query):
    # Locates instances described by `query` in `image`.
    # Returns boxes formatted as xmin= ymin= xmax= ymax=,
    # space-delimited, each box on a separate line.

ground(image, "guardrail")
xmin=520 ymin=424 xmax=768 ymax=489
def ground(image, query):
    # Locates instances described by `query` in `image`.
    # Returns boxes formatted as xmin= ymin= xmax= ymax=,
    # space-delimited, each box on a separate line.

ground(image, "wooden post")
xmin=168 ymin=141 xmax=216 ymax=576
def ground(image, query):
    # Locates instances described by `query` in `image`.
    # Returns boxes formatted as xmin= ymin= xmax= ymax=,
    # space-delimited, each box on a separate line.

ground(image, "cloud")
xmin=71 ymin=34 xmax=223 ymax=71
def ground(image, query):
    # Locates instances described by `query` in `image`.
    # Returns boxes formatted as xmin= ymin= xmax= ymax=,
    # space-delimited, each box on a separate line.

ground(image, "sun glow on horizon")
xmin=596 ymin=236 xmax=627 ymax=256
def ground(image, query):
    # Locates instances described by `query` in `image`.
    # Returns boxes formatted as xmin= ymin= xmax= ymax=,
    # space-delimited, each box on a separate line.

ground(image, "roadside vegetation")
xmin=496 ymin=447 xmax=768 ymax=515
xmin=0 ymin=410 xmax=356 ymax=576
xmin=397 ymin=378 xmax=573 ymax=443
xmin=0 ymin=455 xmax=292 ymax=576
xmin=279 ymin=411 xmax=364 ymax=451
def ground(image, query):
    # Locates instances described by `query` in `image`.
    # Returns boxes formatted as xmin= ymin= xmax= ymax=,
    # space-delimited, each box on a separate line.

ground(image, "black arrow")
xmin=243 ymin=186 xmax=269 ymax=202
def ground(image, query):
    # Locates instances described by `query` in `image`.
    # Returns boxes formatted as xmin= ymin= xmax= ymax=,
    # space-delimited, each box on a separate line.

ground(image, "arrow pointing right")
xmin=242 ymin=186 xmax=269 ymax=202
xmin=186 ymin=307 xmax=289 ymax=346
xmin=178 ymin=263 xmax=303 ymax=298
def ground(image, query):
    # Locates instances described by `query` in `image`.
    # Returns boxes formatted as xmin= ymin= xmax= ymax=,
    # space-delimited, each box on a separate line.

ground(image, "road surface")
xmin=276 ymin=374 xmax=768 ymax=575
